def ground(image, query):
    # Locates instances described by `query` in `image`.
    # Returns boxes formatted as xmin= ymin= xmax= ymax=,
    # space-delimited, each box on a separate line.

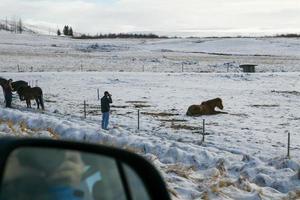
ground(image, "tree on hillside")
xmin=68 ymin=27 xmax=73 ymax=36
xmin=63 ymin=25 xmax=69 ymax=35
xmin=57 ymin=29 xmax=61 ymax=36
xmin=5 ymin=17 xmax=9 ymax=31
xmin=17 ymin=18 xmax=23 ymax=34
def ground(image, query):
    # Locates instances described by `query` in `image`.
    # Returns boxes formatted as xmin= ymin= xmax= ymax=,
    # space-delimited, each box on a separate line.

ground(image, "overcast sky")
xmin=1 ymin=0 xmax=300 ymax=36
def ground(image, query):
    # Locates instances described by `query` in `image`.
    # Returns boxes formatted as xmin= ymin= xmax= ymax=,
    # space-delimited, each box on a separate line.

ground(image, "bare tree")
xmin=5 ymin=17 xmax=8 ymax=31
xmin=18 ymin=18 xmax=23 ymax=34
xmin=10 ymin=17 xmax=17 ymax=33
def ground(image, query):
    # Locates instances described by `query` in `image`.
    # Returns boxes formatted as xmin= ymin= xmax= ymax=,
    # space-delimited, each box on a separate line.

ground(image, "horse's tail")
xmin=39 ymin=94 xmax=44 ymax=110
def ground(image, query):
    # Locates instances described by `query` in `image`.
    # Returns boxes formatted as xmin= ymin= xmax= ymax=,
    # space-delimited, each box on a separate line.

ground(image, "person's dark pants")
xmin=5 ymin=93 xmax=12 ymax=108
xmin=101 ymin=112 xmax=109 ymax=130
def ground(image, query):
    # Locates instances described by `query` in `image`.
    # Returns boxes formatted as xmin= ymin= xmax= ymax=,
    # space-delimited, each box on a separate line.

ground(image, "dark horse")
xmin=12 ymin=80 xmax=29 ymax=100
xmin=12 ymin=80 xmax=29 ymax=92
xmin=0 ymin=77 xmax=6 ymax=87
xmin=17 ymin=86 xmax=44 ymax=110
xmin=0 ymin=77 xmax=9 ymax=101
xmin=0 ymin=77 xmax=6 ymax=101
xmin=186 ymin=98 xmax=227 ymax=116
xmin=0 ymin=77 xmax=28 ymax=100
xmin=0 ymin=78 xmax=28 ymax=91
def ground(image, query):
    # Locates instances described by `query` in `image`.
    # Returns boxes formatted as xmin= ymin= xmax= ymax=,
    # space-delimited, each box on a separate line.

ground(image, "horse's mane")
xmin=202 ymin=98 xmax=222 ymax=105
xmin=0 ymin=77 xmax=7 ymax=85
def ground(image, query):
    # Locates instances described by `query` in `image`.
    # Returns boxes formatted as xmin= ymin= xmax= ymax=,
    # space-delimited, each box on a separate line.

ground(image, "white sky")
xmin=1 ymin=0 xmax=300 ymax=36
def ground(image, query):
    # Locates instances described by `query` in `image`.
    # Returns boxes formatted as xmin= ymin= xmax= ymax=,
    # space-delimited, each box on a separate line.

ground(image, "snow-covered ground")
xmin=0 ymin=32 xmax=300 ymax=199
xmin=1 ymin=72 xmax=299 ymax=199
xmin=1 ymin=31 xmax=300 ymax=73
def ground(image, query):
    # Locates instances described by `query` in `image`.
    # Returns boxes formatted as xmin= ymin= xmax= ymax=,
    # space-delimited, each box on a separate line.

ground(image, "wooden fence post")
xmin=97 ymin=89 xmax=100 ymax=100
xmin=202 ymin=119 xmax=205 ymax=142
xmin=287 ymin=131 xmax=290 ymax=158
xmin=138 ymin=109 xmax=140 ymax=130
xmin=84 ymin=100 xmax=87 ymax=118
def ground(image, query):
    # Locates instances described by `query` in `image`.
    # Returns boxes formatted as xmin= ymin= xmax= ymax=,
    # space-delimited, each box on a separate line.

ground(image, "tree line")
xmin=57 ymin=25 xmax=73 ymax=36
xmin=73 ymin=33 xmax=167 ymax=39
xmin=56 ymin=26 xmax=167 ymax=39
xmin=0 ymin=17 xmax=23 ymax=33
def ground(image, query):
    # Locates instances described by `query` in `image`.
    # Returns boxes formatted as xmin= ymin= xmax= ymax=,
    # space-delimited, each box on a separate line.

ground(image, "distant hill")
xmin=0 ymin=19 xmax=63 ymax=36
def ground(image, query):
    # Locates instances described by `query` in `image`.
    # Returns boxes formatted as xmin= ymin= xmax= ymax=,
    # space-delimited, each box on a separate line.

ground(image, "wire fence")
xmin=4 ymin=61 xmax=245 ymax=74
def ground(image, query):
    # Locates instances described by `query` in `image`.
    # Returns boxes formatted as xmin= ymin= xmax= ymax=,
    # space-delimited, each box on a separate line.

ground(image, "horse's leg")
xmin=39 ymin=95 xmax=45 ymax=110
xmin=215 ymin=111 xmax=228 ymax=114
xmin=26 ymin=99 xmax=30 ymax=108
xmin=36 ymin=98 xmax=40 ymax=109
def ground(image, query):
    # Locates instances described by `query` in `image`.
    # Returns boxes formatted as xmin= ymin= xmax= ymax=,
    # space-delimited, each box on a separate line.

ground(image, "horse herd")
xmin=0 ymin=77 xmax=44 ymax=110
xmin=1 ymin=76 xmax=227 ymax=116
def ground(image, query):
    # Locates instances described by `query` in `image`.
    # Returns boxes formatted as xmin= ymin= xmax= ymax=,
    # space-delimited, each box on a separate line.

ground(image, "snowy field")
xmin=1 ymin=72 xmax=300 ymax=199
xmin=1 ymin=31 xmax=300 ymax=73
xmin=0 ymin=32 xmax=300 ymax=199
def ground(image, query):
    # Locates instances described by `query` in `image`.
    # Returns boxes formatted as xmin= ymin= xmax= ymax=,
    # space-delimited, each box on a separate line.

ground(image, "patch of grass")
xmin=133 ymin=104 xmax=151 ymax=108
xmin=19 ymin=121 xmax=29 ymax=133
xmin=168 ymin=188 xmax=179 ymax=199
xmin=142 ymin=112 xmax=179 ymax=117
xmin=250 ymin=104 xmax=280 ymax=108
xmin=235 ymin=177 xmax=252 ymax=192
xmin=230 ymin=113 xmax=249 ymax=117
xmin=7 ymin=121 xmax=16 ymax=133
xmin=116 ymin=111 xmax=134 ymax=116
xmin=170 ymin=124 xmax=198 ymax=130
xmin=210 ymin=185 xmax=219 ymax=193
xmin=126 ymin=100 xmax=148 ymax=104
xmin=218 ymin=179 xmax=234 ymax=188
xmin=87 ymin=105 xmax=101 ymax=109
xmin=111 ymin=105 xmax=128 ymax=108
xmin=166 ymin=164 xmax=196 ymax=179
xmin=47 ymin=128 xmax=60 ymax=139
xmin=159 ymin=119 xmax=187 ymax=122
xmin=87 ymin=110 xmax=101 ymax=115
xmin=44 ymin=99 xmax=57 ymax=103
xmin=200 ymin=191 xmax=209 ymax=200
xmin=271 ymin=90 xmax=300 ymax=96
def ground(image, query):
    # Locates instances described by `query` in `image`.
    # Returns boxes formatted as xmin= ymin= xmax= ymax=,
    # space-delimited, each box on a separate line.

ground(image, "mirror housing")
xmin=0 ymin=138 xmax=171 ymax=200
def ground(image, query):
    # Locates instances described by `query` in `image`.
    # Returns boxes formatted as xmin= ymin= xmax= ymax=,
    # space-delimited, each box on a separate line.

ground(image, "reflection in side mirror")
xmin=0 ymin=147 xmax=151 ymax=200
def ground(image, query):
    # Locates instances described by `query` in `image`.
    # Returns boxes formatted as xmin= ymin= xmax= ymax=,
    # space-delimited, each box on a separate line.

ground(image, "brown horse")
xmin=17 ymin=86 xmax=44 ymax=110
xmin=186 ymin=98 xmax=227 ymax=116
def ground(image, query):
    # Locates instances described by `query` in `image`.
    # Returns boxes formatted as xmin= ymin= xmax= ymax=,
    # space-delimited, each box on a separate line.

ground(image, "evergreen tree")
xmin=63 ymin=25 xmax=69 ymax=35
xmin=57 ymin=29 xmax=61 ymax=36
xmin=68 ymin=27 xmax=73 ymax=36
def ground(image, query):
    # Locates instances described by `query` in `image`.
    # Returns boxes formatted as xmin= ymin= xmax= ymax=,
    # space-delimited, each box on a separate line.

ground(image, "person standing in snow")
xmin=101 ymin=91 xmax=112 ymax=130
xmin=3 ymin=79 xmax=13 ymax=108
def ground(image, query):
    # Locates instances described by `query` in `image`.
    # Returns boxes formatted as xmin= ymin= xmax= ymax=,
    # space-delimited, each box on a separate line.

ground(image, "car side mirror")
xmin=0 ymin=138 xmax=171 ymax=200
